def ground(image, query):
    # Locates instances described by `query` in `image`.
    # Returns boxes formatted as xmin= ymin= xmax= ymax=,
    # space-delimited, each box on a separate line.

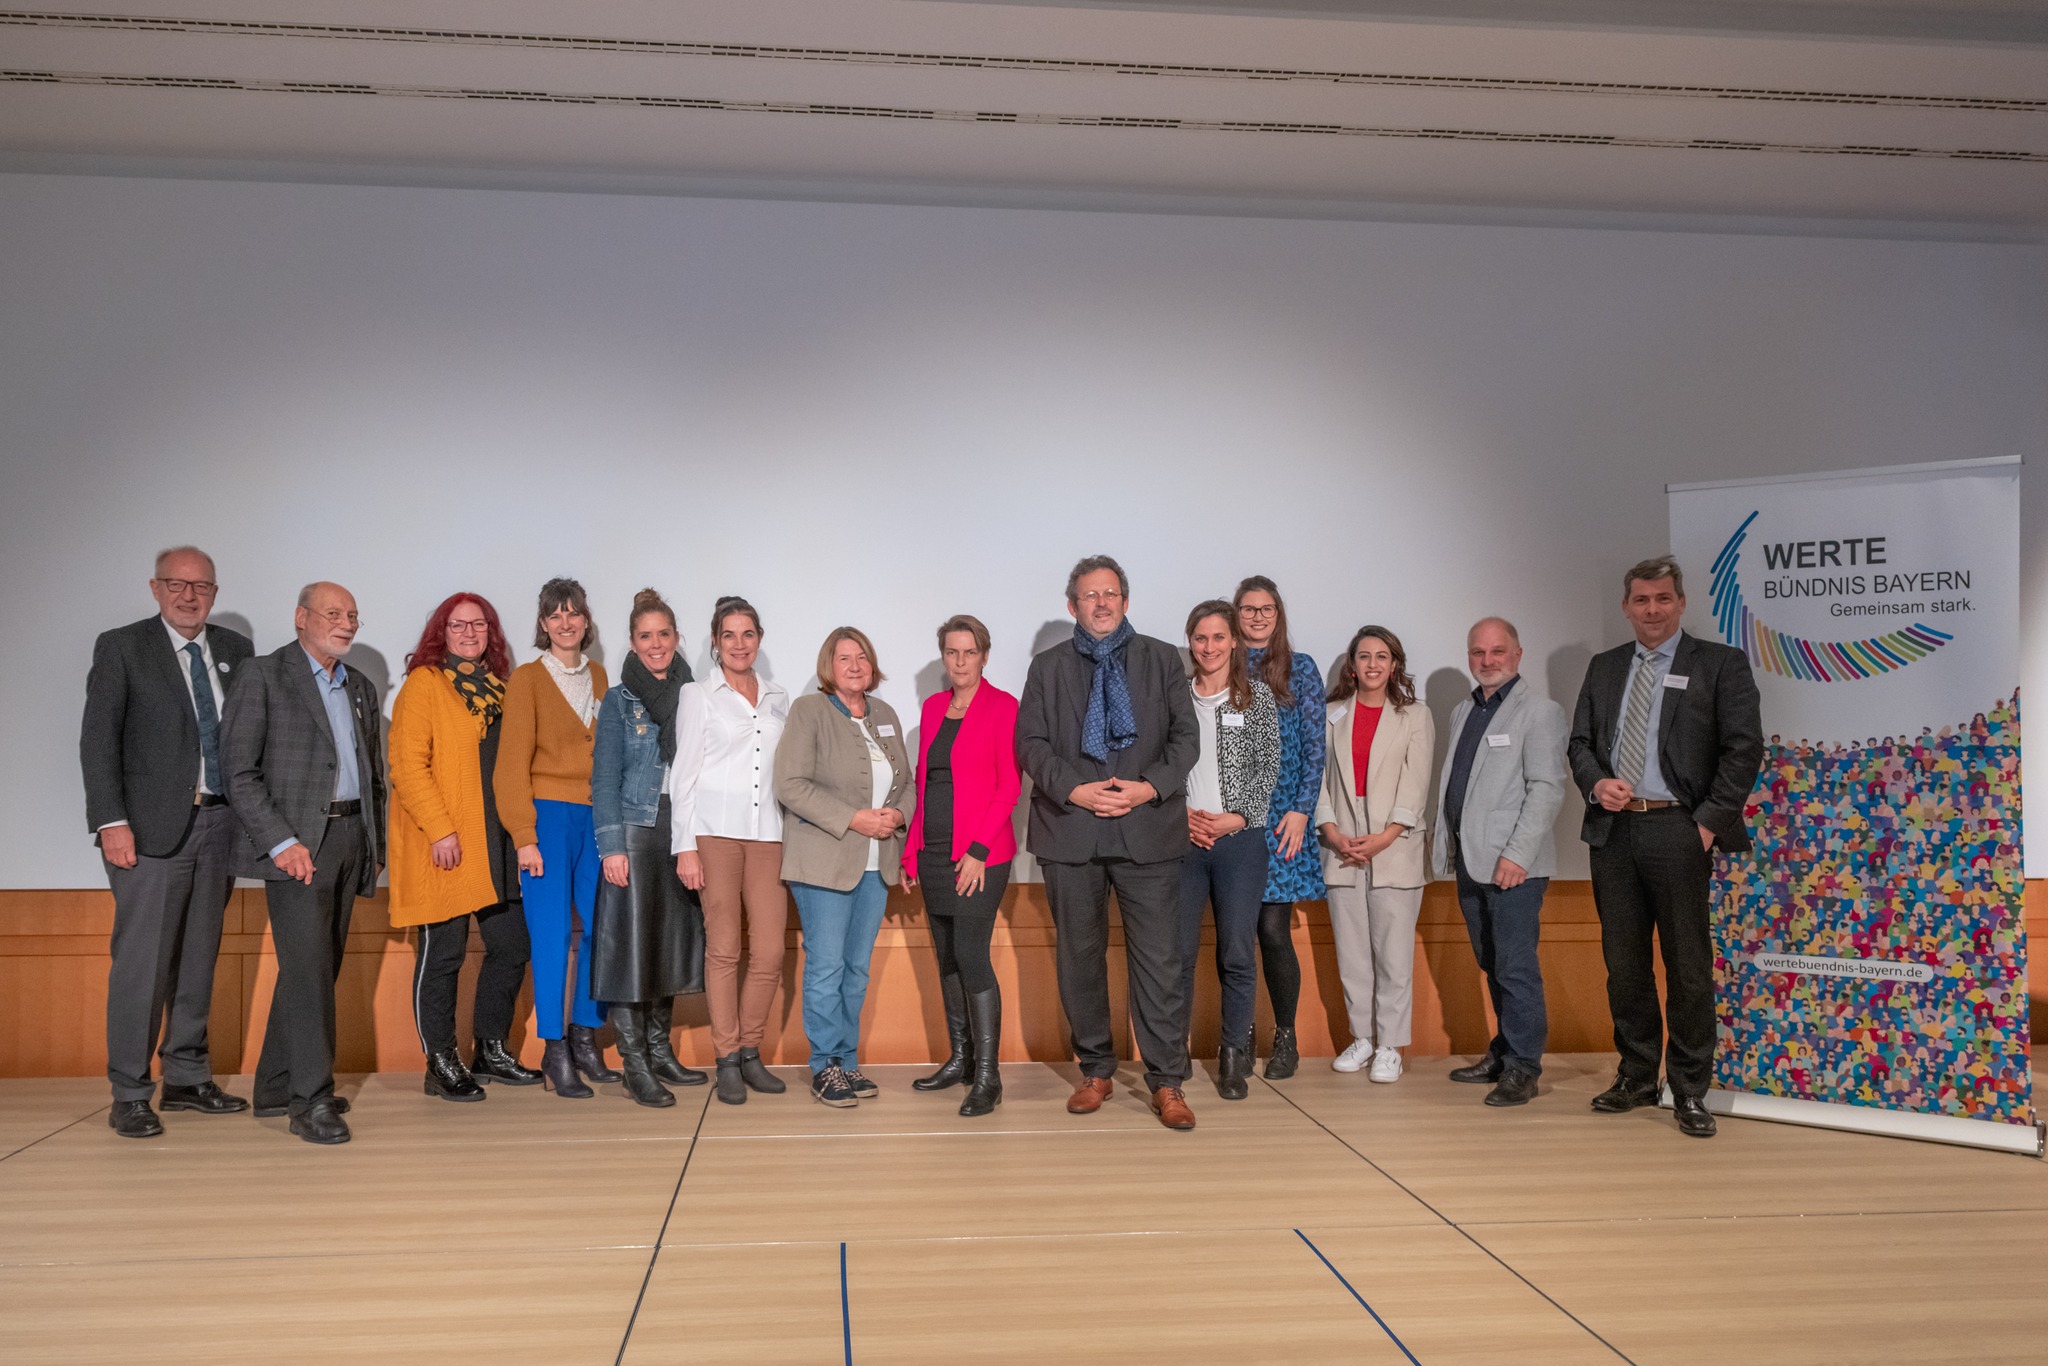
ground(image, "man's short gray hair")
xmin=296 ymin=583 xmax=320 ymax=610
xmin=1468 ymin=616 xmax=1521 ymax=646
xmin=1065 ymin=554 xmax=1130 ymax=605
xmin=1622 ymin=555 xmax=1685 ymax=600
xmin=154 ymin=545 xmax=215 ymax=579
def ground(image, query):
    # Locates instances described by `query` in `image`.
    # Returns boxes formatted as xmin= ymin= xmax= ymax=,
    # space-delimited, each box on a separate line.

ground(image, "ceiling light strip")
xmin=0 ymin=10 xmax=2038 ymax=113
xmin=6 ymin=68 xmax=2041 ymax=161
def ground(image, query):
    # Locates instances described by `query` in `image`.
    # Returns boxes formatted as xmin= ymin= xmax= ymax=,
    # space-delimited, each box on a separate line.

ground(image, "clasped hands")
xmin=1186 ymin=807 xmax=1246 ymax=850
xmin=1320 ymin=822 xmax=1400 ymax=869
xmin=1591 ymin=778 xmax=1716 ymax=851
xmin=1069 ymin=778 xmax=1156 ymax=819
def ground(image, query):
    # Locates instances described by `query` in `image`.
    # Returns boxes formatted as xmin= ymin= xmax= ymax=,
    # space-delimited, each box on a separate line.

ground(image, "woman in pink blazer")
xmin=902 ymin=614 xmax=1022 ymax=1117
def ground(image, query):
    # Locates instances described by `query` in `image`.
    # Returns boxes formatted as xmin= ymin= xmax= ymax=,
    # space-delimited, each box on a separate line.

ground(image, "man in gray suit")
xmin=80 ymin=546 xmax=254 ymax=1138
xmin=1017 ymin=555 xmax=1201 ymax=1130
xmin=1432 ymin=617 xmax=1568 ymax=1108
xmin=222 ymin=581 xmax=386 ymax=1145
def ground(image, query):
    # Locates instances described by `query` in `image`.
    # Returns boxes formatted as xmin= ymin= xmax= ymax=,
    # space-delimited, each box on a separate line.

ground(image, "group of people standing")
xmin=82 ymin=546 xmax=1760 ymax=1144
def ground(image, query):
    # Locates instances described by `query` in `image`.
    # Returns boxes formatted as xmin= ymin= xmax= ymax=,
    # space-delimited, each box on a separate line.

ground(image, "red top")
xmin=1352 ymin=703 xmax=1383 ymax=797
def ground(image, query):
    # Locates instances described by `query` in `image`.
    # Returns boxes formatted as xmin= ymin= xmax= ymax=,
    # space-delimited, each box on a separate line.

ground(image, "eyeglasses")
xmin=1076 ymin=590 xmax=1125 ymax=605
xmin=316 ymin=610 xmax=361 ymax=627
xmin=156 ymin=578 xmax=218 ymax=597
xmin=1238 ymin=604 xmax=1277 ymax=618
xmin=446 ymin=620 xmax=489 ymax=634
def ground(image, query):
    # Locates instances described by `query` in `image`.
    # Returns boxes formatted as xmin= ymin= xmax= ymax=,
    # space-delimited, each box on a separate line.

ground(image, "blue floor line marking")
xmin=840 ymin=1241 xmax=853 ymax=1364
xmin=1295 ymin=1228 xmax=1422 ymax=1365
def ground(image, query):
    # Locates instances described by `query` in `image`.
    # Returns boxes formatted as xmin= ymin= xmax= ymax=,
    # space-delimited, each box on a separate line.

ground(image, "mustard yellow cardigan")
xmin=387 ymin=666 xmax=503 ymax=930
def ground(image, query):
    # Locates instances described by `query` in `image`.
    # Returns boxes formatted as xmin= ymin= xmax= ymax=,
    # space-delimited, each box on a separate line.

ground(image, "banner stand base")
xmin=1661 ymin=1086 xmax=2044 ymax=1157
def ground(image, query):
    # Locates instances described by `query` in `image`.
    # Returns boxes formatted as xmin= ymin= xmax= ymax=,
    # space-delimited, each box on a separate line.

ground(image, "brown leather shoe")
xmin=1151 ymin=1086 xmax=1196 ymax=1131
xmin=1067 ymin=1076 xmax=1114 ymax=1114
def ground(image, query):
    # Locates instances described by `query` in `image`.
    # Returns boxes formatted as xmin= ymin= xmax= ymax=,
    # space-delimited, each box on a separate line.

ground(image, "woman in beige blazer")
xmin=775 ymin=627 xmax=913 ymax=1108
xmin=1316 ymin=625 xmax=1435 ymax=1083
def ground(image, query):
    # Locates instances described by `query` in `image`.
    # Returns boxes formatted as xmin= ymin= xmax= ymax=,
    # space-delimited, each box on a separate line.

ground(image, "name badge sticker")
xmin=1663 ymin=674 xmax=1689 ymax=690
xmin=1221 ymin=713 xmax=1246 ymax=729
xmin=1485 ymin=733 xmax=1511 ymax=748
xmin=217 ymin=661 xmax=230 ymax=673
xmin=877 ymin=723 xmax=897 ymax=737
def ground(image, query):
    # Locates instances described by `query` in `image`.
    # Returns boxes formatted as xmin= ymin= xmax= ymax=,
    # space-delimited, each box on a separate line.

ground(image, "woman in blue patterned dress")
xmin=1235 ymin=576 xmax=1327 ymax=1079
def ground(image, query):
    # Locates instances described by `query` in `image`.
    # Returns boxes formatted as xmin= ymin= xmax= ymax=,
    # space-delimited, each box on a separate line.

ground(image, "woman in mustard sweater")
xmin=495 ymin=578 xmax=614 ymax=1098
xmin=388 ymin=592 xmax=541 ymax=1100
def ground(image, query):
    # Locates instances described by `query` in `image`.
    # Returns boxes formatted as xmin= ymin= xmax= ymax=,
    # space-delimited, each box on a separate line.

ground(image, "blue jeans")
xmin=791 ymin=872 xmax=888 ymax=1073
xmin=520 ymin=799 xmax=606 ymax=1039
xmin=1454 ymin=866 xmax=1549 ymax=1074
xmin=1178 ymin=828 xmax=1269 ymax=1041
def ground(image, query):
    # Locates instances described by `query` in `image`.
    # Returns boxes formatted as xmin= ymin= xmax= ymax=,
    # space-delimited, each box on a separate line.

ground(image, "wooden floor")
xmin=3 ymin=1054 xmax=2044 ymax=1365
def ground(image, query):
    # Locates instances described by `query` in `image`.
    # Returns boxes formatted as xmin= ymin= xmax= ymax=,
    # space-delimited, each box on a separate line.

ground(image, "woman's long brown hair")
xmin=1185 ymin=599 xmax=1255 ymax=710
xmin=1234 ymin=574 xmax=1294 ymax=707
xmin=1328 ymin=624 xmax=1417 ymax=709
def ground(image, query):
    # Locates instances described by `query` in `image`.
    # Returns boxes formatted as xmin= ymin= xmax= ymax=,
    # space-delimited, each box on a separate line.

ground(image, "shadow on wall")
xmin=1546 ymin=640 xmax=1594 ymax=854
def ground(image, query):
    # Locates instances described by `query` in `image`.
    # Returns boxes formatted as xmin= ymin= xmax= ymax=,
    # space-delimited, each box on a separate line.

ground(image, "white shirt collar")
xmin=161 ymin=616 xmax=208 ymax=654
xmin=542 ymin=651 xmax=589 ymax=677
xmin=1637 ymin=632 xmax=1681 ymax=664
xmin=710 ymin=670 xmax=784 ymax=698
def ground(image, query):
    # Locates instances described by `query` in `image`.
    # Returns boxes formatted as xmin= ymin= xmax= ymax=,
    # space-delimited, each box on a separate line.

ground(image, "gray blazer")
xmin=1016 ymin=630 xmax=1199 ymax=866
xmin=80 ymin=615 xmax=253 ymax=857
xmin=775 ymin=692 xmax=914 ymax=892
xmin=221 ymin=641 xmax=387 ymax=892
xmin=1430 ymin=680 xmax=1569 ymax=882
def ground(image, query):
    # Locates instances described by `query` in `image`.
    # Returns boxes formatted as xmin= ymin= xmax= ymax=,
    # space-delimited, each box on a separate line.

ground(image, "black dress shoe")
xmin=1590 ymin=1073 xmax=1662 ymax=1113
xmin=160 ymin=1081 xmax=249 ymax=1114
xmin=254 ymin=1094 xmax=350 ymax=1119
xmin=288 ymin=1098 xmax=351 ymax=1145
xmin=1484 ymin=1070 xmax=1540 ymax=1107
xmin=109 ymin=1099 xmax=163 ymax=1138
xmin=424 ymin=1048 xmax=486 ymax=1102
xmin=1673 ymin=1094 xmax=1718 ymax=1138
xmin=471 ymin=1038 xmax=543 ymax=1086
xmin=1448 ymin=1057 xmax=1503 ymax=1085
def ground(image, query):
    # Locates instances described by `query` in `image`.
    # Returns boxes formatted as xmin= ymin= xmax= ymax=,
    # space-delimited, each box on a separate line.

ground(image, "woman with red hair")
xmin=387 ymin=592 xmax=541 ymax=1099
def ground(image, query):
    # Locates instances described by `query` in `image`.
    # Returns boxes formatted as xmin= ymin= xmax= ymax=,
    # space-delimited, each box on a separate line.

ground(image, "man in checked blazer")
xmin=1568 ymin=555 xmax=1762 ymax=1139
xmin=222 ymin=581 xmax=387 ymax=1145
xmin=80 ymin=546 xmax=254 ymax=1139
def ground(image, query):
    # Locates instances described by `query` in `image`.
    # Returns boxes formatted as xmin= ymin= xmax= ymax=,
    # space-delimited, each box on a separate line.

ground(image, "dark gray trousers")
xmin=1589 ymin=807 xmax=1716 ymax=1098
xmin=103 ymin=803 xmax=238 ymax=1102
xmin=1042 ymin=856 xmax=1190 ymax=1093
xmin=255 ymin=816 xmax=368 ymax=1111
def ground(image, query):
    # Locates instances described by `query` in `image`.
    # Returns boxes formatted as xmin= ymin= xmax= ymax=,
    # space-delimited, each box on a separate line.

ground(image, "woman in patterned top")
xmin=1235 ymin=576 xmax=1327 ymax=1079
xmin=1178 ymin=600 xmax=1281 ymax=1100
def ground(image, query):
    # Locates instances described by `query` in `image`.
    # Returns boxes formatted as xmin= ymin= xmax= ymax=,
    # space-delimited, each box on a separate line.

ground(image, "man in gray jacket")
xmin=1431 ymin=617 xmax=1567 ymax=1107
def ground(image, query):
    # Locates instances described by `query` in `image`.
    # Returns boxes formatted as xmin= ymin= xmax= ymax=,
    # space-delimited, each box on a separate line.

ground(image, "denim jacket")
xmin=592 ymin=683 xmax=669 ymax=856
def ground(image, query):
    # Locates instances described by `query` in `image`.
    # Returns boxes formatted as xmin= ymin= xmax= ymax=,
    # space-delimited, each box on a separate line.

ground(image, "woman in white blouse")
xmin=668 ymin=596 xmax=792 ymax=1107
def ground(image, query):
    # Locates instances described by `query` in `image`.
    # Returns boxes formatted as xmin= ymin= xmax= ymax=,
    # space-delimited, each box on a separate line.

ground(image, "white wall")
xmin=3 ymin=173 xmax=2041 ymax=888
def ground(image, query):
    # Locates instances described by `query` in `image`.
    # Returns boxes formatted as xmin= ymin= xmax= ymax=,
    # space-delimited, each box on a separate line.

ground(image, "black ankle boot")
xmin=568 ymin=1023 xmax=621 ymax=1083
xmin=541 ymin=1038 xmax=593 ymax=1098
xmin=958 ymin=987 xmax=1004 ymax=1118
xmin=471 ymin=1037 xmax=542 ymax=1085
xmin=424 ymin=1047 xmax=485 ymax=1101
xmin=1263 ymin=1025 xmax=1299 ymax=1081
xmin=1216 ymin=1030 xmax=1251 ymax=1101
xmin=646 ymin=997 xmax=707 ymax=1086
xmin=737 ymin=1046 xmax=786 ymax=1094
xmin=714 ymin=1053 xmax=747 ymax=1105
xmin=611 ymin=1004 xmax=675 ymax=1108
xmin=913 ymin=974 xmax=970 ymax=1091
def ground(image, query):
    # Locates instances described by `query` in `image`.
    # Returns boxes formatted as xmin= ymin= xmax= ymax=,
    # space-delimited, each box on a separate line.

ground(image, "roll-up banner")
xmin=1669 ymin=456 xmax=2038 ymax=1155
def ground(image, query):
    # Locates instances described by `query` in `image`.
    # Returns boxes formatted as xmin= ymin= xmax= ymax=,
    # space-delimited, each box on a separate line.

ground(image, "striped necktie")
xmin=1614 ymin=648 xmax=1658 ymax=787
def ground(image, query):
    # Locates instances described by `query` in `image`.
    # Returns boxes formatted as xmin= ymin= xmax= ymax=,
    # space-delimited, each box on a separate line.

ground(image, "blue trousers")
xmin=520 ymin=799 xmax=606 ymax=1039
xmin=1455 ymin=866 xmax=1550 ymax=1074
xmin=790 ymin=872 xmax=888 ymax=1074
xmin=1178 ymin=828 xmax=1270 ymax=1041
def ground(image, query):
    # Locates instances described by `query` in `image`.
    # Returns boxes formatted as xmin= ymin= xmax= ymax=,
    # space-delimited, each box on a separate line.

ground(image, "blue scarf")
xmin=1073 ymin=618 xmax=1138 ymax=762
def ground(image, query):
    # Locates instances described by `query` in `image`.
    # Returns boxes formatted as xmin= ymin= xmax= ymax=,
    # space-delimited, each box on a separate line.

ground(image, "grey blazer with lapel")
xmin=79 ymin=616 xmax=254 ymax=858
xmin=221 ymin=641 xmax=387 ymax=891
xmin=1566 ymin=631 xmax=1763 ymax=854
xmin=1016 ymin=630 xmax=1199 ymax=866
xmin=1430 ymin=680 xmax=1569 ymax=882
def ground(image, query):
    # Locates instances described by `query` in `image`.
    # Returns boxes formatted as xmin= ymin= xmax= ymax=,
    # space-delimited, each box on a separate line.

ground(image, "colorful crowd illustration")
xmin=1715 ymin=688 xmax=2031 ymax=1126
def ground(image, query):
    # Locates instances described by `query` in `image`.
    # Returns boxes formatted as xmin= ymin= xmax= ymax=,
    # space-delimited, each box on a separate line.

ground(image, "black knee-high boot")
xmin=914 ymin=974 xmax=971 ymax=1091
xmin=958 ymin=988 xmax=1003 ymax=1117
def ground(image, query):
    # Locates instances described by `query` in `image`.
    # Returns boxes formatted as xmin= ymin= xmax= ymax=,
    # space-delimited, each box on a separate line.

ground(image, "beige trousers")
xmin=697 ymin=836 xmax=787 ymax=1057
xmin=1325 ymin=877 xmax=1426 ymax=1049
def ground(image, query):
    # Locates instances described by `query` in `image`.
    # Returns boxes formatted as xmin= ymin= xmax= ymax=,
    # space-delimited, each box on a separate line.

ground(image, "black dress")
xmin=917 ymin=716 xmax=1010 ymax=917
xmin=591 ymin=794 xmax=707 ymax=1001
xmin=476 ymin=718 xmax=521 ymax=905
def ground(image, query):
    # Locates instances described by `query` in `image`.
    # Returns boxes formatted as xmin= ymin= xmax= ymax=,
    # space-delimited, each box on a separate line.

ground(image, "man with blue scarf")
xmin=1018 ymin=555 xmax=1202 ymax=1130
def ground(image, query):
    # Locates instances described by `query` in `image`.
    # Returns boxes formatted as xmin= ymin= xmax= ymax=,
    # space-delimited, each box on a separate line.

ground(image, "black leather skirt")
xmin=591 ymin=799 xmax=706 ymax=1003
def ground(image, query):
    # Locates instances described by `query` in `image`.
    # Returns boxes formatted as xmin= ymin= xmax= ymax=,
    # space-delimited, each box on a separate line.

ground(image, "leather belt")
xmin=327 ymin=799 xmax=363 ymax=818
xmin=1620 ymin=799 xmax=1678 ymax=812
xmin=194 ymin=793 xmax=228 ymax=808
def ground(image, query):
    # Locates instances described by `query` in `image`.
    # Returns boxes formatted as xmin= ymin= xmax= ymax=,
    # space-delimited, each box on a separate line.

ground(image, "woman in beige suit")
xmin=1317 ymin=626 xmax=1435 ymax=1083
xmin=775 ymin=627 xmax=914 ymax=1108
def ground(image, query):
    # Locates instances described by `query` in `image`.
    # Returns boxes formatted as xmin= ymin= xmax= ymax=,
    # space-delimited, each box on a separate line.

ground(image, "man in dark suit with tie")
xmin=1018 ymin=555 xmax=1202 ymax=1130
xmin=80 ymin=547 xmax=254 ymax=1138
xmin=1568 ymin=555 xmax=1763 ymax=1138
xmin=222 ymin=581 xmax=387 ymax=1145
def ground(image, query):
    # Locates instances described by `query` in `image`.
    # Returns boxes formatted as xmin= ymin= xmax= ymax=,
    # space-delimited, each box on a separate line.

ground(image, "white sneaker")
xmin=1368 ymin=1047 xmax=1404 ymax=1083
xmin=1332 ymin=1039 xmax=1374 ymax=1073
